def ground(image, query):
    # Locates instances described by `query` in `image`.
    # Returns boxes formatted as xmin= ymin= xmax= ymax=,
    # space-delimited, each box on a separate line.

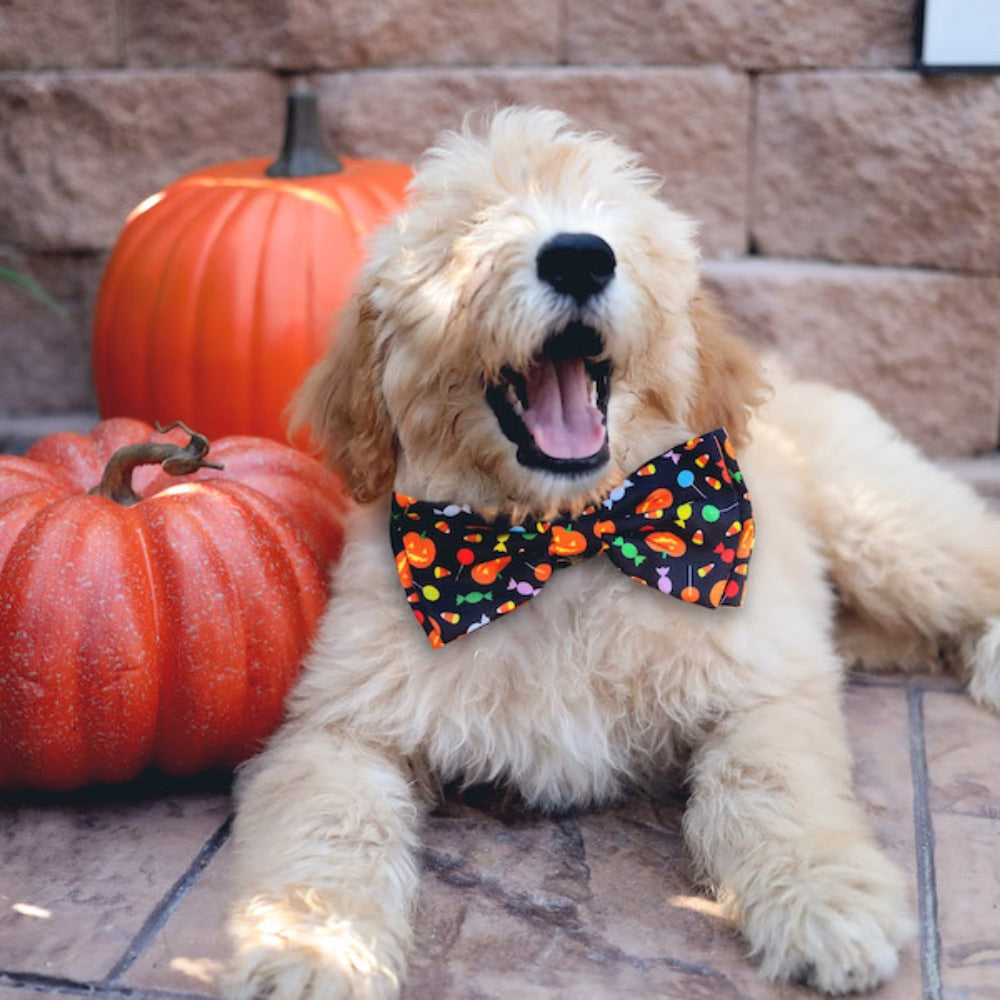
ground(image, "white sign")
xmin=919 ymin=0 xmax=1000 ymax=70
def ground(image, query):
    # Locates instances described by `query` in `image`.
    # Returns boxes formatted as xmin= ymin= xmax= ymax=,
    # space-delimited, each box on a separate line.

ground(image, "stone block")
xmin=315 ymin=66 xmax=750 ymax=257
xmin=931 ymin=811 xmax=1000 ymax=997
xmin=121 ymin=0 xmax=289 ymax=69
xmin=0 ymin=71 xmax=285 ymax=252
xmin=0 ymin=251 xmax=104 ymax=417
xmin=703 ymin=258 xmax=1000 ymax=456
xmin=0 ymin=790 xmax=229 ymax=983
xmin=123 ymin=0 xmax=560 ymax=70
xmin=924 ymin=690 xmax=1000 ymax=818
xmin=565 ymin=0 xmax=915 ymax=70
xmin=0 ymin=0 xmax=118 ymax=70
xmin=753 ymin=73 xmax=1000 ymax=272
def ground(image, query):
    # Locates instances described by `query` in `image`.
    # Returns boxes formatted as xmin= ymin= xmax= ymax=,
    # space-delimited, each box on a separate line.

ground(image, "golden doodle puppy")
xmin=227 ymin=107 xmax=1000 ymax=998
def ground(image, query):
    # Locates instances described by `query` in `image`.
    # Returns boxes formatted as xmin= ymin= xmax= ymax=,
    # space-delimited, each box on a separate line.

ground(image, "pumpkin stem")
xmin=89 ymin=422 xmax=224 ymax=507
xmin=266 ymin=89 xmax=343 ymax=178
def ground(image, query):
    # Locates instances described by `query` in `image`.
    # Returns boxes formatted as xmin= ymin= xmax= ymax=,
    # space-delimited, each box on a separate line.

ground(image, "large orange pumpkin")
xmin=0 ymin=418 xmax=346 ymax=791
xmin=92 ymin=91 xmax=412 ymax=443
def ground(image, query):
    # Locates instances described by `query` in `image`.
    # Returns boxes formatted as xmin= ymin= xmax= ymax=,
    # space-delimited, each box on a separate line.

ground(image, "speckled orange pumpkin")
xmin=0 ymin=418 xmax=346 ymax=791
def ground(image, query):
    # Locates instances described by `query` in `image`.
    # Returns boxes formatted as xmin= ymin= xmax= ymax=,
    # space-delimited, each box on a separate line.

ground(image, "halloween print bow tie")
xmin=390 ymin=428 xmax=754 ymax=648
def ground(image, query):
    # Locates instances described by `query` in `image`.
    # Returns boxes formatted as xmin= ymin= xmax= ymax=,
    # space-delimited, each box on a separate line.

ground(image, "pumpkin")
xmin=401 ymin=531 xmax=436 ymax=571
xmin=92 ymin=90 xmax=412 ymax=443
xmin=0 ymin=418 xmax=346 ymax=792
xmin=548 ymin=525 xmax=588 ymax=557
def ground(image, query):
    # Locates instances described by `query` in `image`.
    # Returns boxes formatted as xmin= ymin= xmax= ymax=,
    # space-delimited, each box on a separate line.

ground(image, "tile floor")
xmin=2 ymin=461 xmax=999 ymax=1000
xmin=2 ymin=674 xmax=999 ymax=1000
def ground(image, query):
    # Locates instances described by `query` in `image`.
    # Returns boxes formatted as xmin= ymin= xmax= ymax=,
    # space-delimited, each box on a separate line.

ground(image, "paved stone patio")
xmin=2 ymin=461 xmax=999 ymax=1000
xmin=3 ymin=674 xmax=1000 ymax=999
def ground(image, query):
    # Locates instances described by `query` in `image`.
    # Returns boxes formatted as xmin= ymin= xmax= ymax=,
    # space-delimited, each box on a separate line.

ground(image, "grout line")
xmin=906 ymin=685 xmax=943 ymax=1000
xmin=847 ymin=672 xmax=963 ymax=693
xmin=102 ymin=815 xmax=233 ymax=987
xmin=745 ymin=70 xmax=760 ymax=256
xmin=113 ymin=0 xmax=127 ymax=67
xmin=0 ymin=969 xmax=209 ymax=999
xmin=557 ymin=0 xmax=570 ymax=65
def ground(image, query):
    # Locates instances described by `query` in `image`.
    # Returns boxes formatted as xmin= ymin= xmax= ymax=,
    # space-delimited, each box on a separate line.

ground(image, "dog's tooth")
xmin=509 ymin=371 xmax=529 ymax=410
xmin=510 ymin=388 xmax=524 ymax=416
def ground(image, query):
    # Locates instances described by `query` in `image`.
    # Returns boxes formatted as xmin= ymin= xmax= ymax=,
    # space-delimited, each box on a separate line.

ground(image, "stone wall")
xmin=2 ymin=0 xmax=998 ymax=456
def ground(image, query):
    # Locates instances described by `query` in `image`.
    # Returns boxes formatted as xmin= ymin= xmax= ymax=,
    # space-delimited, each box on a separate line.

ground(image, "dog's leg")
xmin=683 ymin=684 xmax=914 ymax=994
xmin=225 ymin=724 xmax=420 ymax=1000
xmin=765 ymin=376 xmax=1000 ymax=711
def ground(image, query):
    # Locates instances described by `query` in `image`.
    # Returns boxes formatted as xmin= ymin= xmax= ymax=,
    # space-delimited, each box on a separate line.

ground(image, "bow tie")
xmin=390 ymin=428 xmax=754 ymax=648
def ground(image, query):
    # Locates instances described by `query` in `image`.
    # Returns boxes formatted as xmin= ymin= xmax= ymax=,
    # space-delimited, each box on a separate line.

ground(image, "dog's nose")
xmin=536 ymin=233 xmax=617 ymax=304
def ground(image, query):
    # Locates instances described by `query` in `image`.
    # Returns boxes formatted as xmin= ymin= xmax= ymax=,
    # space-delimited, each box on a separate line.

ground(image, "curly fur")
xmin=227 ymin=107 xmax=1000 ymax=999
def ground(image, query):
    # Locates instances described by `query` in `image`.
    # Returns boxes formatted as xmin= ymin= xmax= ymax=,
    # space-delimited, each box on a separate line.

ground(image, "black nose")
xmin=536 ymin=232 xmax=617 ymax=304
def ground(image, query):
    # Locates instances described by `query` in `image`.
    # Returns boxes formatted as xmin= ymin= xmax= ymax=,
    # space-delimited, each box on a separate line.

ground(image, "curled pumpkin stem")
xmin=90 ymin=423 xmax=224 ymax=507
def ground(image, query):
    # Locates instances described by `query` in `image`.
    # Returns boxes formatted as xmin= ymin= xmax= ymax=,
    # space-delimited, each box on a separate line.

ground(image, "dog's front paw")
xmin=740 ymin=849 xmax=915 ymax=995
xmin=225 ymin=890 xmax=405 ymax=1000
xmin=968 ymin=617 xmax=1000 ymax=714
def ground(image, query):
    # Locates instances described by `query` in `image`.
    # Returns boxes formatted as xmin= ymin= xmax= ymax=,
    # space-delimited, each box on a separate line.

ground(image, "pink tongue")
xmin=522 ymin=357 xmax=605 ymax=460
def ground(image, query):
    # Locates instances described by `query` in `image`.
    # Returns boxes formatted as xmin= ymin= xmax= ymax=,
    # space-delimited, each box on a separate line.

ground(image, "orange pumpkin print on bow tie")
xmin=403 ymin=531 xmax=437 ymax=569
xmin=549 ymin=525 xmax=588 ymax=557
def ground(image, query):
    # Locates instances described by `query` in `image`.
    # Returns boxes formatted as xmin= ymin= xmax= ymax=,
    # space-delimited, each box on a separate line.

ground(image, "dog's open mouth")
xmin=486 ymin=323 xmax=611 ymax=475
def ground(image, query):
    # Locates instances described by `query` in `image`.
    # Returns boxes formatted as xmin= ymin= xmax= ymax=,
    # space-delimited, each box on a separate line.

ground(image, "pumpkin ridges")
xmin=195 ymin=480 xmax=322 ymax=766
xmin=247 ymin=189 xmax=288 ymax=438
xmin=93 ymin=146 xmax=412 ymax=442
xmin=22 ymin=431 xmax=104 ymax=492
xmin=0 ymin=420 xmax=346 ymax=791
xmin=94 ymin=188 xmax=219 ymax=426
xmin=0 ymin=492 xmax=76 ymax=787
xmin=170 ymin=435 xmax=347 ymax=565
xmin=302 ymin=192 xmax=365 ymax=355
xmin=94 ymin=190 xmax=170 ymax=422
xmin=135 ymin=482 xmax=311 ymax=775
xmin=70 ymin=506 xmax=161 ymax=786
xmin=291 ymin=196 xmax=341 ymax=408
xmin=150 ymin=189 xmax=259 ymax=434
xmin=0 ymin=489 xmax=65 ymax=570
xmin=0 ymin=497 xmax=159 ymax=790
xmin=0 ymin=498 xmax=87 ymax=788
xmin=133 ymin=430 xmax=347 ymax=565
xmin=239 ymin=186 xmax=360 ymax=440
xmin=182 ymin=189 xmax=265 ymax=440
xmin=136 ymin=487 xmax=248 ymax=776
xmin=305 ymin=192 xmax=327 ymax=357
xmin=182 ymin=187 xmax=263 ymax=439
xmin=21 ymin=420 xmax=193 ymax=498
xmin=326 ymin=168 xmax=410 ymax=240
xmin=0 ymin=459 xmax=77 ymax=505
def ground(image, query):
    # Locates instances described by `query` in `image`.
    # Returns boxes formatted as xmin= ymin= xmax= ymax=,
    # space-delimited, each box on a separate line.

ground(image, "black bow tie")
xmin=390 ymin=428 xmax=754 ymax=647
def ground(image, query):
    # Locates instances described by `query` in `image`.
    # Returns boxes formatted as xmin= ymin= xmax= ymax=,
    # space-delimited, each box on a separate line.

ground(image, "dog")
xmin=225 ymin=107 xmax=1000 ymax=998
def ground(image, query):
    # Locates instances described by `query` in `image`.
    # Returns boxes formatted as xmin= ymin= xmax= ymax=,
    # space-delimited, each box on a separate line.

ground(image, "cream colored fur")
xmin=226 ymin=108 xmax=1000 ymax=998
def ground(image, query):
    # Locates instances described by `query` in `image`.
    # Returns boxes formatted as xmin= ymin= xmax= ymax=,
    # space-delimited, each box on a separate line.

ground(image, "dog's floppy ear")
xmin=289 ymin=287 xmax=396 ymax=503
xmin=687 ymin=290 xmax=769 ymax=447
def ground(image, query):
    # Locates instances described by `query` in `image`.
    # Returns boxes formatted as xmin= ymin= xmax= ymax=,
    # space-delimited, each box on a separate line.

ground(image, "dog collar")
xmin=390 ymin=428 xmax=754 ymax=648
